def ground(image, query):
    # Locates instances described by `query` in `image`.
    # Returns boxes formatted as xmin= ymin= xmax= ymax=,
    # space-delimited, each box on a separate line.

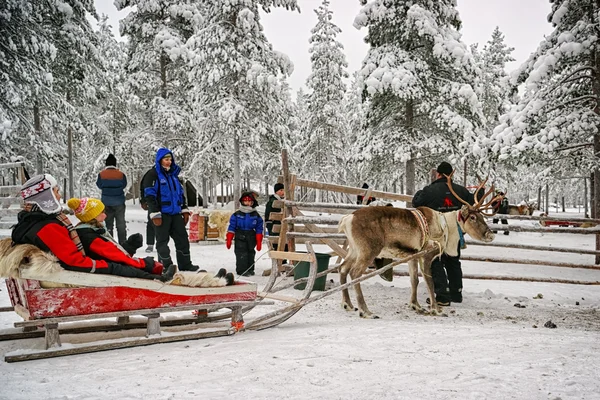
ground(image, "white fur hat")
xmin=20 ymin=174 xmax=62 ymax=214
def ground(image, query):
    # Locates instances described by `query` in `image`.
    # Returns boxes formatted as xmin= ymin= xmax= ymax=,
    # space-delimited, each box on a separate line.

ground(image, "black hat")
xmin=105 ymin=154 xmax=117 ymax=167
xmin=437 ymin=162 xmax=453 ymax=176
xmin=274 ymin=183 xmax=284 ymax=192
xmin=361 ymin=183 xmax=369 ymax=189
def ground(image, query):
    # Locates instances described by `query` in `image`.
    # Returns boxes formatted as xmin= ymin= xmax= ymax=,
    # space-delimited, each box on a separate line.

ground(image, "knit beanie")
xmin=437 ymin=162 xmax=453 ymax=176
xmin=67 ymin=197 xmax=105 ymax=223
xmin=274 ymin=183 xmax=284 ymax=192
xmin=20 ymin=174 xmax=62 ymax=214
xmin=105 ymin=154 xmax=117 ymax=167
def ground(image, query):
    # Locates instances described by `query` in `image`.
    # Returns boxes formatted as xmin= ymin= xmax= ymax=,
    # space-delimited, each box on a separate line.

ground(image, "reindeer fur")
xmin=170 ymin=271 xmax=228 ymax=287
xmin=208 ymin=210 xmax=234 ymax=241
xmin=338 ymin=205 xmax=494 ymax=318
xmin=0 ymin=238 xmax=62 ymax=279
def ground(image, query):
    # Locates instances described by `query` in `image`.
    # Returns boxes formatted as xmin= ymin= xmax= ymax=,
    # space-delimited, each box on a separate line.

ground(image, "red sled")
xmin=6 ymin=269 xmax=257 ymax=320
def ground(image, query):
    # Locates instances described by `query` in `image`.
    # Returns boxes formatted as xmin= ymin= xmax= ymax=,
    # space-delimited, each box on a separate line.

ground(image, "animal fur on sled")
xmin=208 ymin=210 xmax=234 ymax=241
xmin=0 ymin=237 xmax=74 ymax=288
xmin=170 ymin=271 xmax=228 ymax=287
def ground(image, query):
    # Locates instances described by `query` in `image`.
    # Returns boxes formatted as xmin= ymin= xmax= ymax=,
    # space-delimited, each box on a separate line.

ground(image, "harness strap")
xmin=410 ymin=209 xmax=429 ymax=249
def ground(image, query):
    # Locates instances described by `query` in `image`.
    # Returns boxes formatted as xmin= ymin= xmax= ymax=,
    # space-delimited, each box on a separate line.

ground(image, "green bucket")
xmin=293 ymin=253 xmax=332 ymax=291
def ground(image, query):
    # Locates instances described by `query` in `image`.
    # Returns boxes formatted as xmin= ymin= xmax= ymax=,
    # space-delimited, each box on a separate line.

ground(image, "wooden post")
xmin=145 ymin=313 xmax=161 ymax=336
xmin=45 ymin=323 xmax=61 ymax=349
xmin=463 ymin=158 xmax=467 ymax=187
xmin=585 ymin=177 xmax=589 ymax=217
xmin=277 ymin=150 xmax=292 ymax=272
xmin=545 ymin=183 xmax=550 ymax=215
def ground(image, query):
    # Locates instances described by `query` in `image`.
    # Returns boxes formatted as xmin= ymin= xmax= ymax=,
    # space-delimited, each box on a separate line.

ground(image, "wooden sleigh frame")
xmin=1 ymin=243 xmax=323 ymax=362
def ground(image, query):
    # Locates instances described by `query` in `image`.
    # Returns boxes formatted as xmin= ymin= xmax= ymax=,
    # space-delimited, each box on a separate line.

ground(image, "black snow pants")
xmin=234 ymin=229 xmax=257 ymax=276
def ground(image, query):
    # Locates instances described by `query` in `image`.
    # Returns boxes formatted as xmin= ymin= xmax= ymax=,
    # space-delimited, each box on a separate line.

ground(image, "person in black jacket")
xmin=357 ymin=183 xmax=376 ymax=205
xmin=411 ymin=161 xmax=474 ymax=306
xmin=492 ymin=190 xmax=509 ymax=235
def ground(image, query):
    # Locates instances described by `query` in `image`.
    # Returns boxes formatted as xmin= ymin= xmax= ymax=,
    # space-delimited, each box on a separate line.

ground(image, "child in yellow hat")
xmin=67 ymin=197 xmax=169 ymax=276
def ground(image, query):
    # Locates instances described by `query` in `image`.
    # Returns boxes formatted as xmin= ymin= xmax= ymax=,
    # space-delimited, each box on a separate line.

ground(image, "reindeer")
xmin=337 ymin=176 xmax=501 ymax=318
xmin=507 ymin=202 xmax=535 ymax=216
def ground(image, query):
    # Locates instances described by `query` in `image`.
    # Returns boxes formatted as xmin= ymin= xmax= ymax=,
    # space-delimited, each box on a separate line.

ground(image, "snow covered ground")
xmin=0 ymin=204 xmax=599 ymax=400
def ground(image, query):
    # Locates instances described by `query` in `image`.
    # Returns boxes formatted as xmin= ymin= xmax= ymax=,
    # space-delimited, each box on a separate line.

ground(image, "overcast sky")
xmin=94 ymin=0 xmax=553 ymax=93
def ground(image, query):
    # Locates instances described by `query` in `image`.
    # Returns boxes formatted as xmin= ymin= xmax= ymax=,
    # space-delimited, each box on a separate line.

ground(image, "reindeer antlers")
xmin=444 ymin=172 xmax=505 ymax=216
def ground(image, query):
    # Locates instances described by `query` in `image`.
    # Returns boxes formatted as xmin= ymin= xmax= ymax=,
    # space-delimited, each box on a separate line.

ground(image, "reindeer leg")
xmin=408 ymin=258 xmax=422 ymax=312
xmin=339 ymin=260 xmax=356 ymax=312
xmin=350 ymin=261 xmax=378 ymax=319
xmin=422 ymin=254 xmax=441 ymax=315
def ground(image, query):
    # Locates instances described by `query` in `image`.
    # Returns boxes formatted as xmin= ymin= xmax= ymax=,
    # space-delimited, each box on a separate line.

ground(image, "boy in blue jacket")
xmin=226 ymin=192 xmax=264 ymax=276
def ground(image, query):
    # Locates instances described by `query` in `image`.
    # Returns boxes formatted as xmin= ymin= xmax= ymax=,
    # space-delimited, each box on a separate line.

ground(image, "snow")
xmin=0 ymin=204 xmax=600 ymax=399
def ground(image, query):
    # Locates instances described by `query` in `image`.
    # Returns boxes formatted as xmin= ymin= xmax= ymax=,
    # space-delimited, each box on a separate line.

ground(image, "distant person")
xmin=142 ymin=148 xmax=199 ymax=271
xmin=357 ymin=183 xmax=376 ymax=205
xmin=12 ymin=174 xmax=172 ymax=281
xmin=96 ymin=153 xmax=128 ymax=245
xmin=226 ymin=191 xmax=264 ymax=276
xmin=492 ymin=190 xmax=509 ymax=235
xmin=265 ymin=183 xmax=284 ymax=241
xmin=412 ymin=161 xmax=474 ymax=306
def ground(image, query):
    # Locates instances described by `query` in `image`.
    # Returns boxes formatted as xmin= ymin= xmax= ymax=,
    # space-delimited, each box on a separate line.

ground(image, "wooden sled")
xmin=1 ymin=244 xmax=321 ymax=362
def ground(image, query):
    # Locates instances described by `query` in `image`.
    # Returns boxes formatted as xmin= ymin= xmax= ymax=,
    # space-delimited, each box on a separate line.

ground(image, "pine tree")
xmin=479 ymin=27 xmax=515 ymax=128
xmin=302 ymin=0 xmax=349 ymax=188
xmin=0 ymin=1 xmax=56 ymax=147
xmin=185 ymin=0 xmax=298 ymax=201
xmin=355 ymin=0 xmax=483 ymax=194
xmin=489 ymin=0 xmax=599 ymax=191
xmin=115 ymin=0 xmax=201 ymax=169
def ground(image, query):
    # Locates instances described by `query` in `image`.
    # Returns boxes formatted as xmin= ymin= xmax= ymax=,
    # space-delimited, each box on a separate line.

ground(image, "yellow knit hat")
xmin=67 ymin=197 xmax=105 ymax=223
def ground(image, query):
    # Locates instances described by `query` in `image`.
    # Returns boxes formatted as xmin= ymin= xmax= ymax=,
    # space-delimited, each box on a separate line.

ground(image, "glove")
xmin=182 ymin=211 xmax=190 ymax=225
xmin=143 ymin=256 xmax=155 ymax=273
xmin=255 ymin=234 xmax=263 ymax=251
xmin=226 ymin=232 xmax=234 ymax=249
xmin=141 ymin=202 xmax=148 ymax=211
xmin=152 ymin=261 xmax=164 ymax=275
xmin=150 ymin=212 xmax=162 ymax=226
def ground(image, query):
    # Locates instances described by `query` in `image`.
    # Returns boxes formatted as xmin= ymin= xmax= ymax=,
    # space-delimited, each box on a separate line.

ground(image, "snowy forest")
xmin=0 ymin=0 xmax=598 ymax=212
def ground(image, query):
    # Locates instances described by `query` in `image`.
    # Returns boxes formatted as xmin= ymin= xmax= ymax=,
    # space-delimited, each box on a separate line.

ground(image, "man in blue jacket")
xmin=141 ymin=148 xmax=198 ymax=271
xmin=96 ymin=154 xmax=128 ymax=245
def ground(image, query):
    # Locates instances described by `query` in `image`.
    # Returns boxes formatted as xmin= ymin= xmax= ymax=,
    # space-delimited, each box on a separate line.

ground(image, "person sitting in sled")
xmin=226 ymin=191 xmax=264 ymax=276
xmin=67 ymin=196 xmax=171 ymax=277
xmin=11 ymin=174 xmax=174 ymax=282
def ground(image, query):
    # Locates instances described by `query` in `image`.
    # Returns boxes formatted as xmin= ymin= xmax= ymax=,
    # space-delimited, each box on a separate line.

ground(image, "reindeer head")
xmin=445 ymin=172 xmax=502 ymax=243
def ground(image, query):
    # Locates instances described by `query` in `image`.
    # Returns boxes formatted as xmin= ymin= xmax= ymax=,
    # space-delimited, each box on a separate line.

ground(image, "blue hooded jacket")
xmin=143 ymin=148 xmax=186 ymax=215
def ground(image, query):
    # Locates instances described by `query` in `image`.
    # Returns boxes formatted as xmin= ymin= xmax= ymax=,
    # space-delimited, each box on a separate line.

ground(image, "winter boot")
xmin=450 ymin=291 xmax=463 ymax=303
xmin=160 ymin=264 xmax=177 ymax=282
xmin=179 ymin=264 xmax=199 ymax=272
xmin=426 ymin=296 xmax=451 ymax=307
xmin=215 ymin=268 xmax=227 ymax=279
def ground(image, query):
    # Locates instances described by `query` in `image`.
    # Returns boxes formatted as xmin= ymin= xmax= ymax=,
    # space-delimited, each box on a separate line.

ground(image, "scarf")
xmin=55 ymin=212 xmax=85 ymax=255
xmin=239 ymin=205 xmax=255 ymax=214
